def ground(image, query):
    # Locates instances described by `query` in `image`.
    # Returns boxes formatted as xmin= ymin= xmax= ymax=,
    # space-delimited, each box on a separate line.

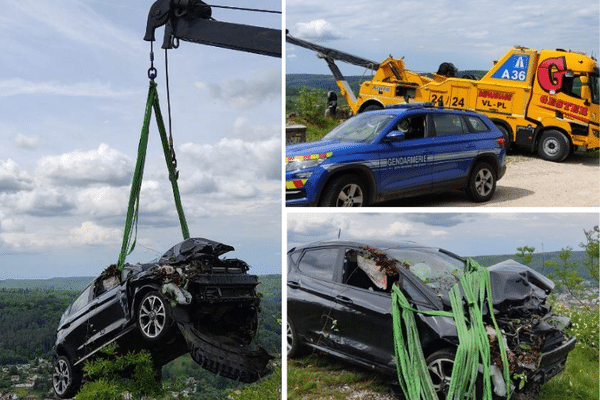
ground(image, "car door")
xmin=375 ymin=114 xmax=437 ymax=197
xmin=325 ymin=247 xmax=397 ymax=370
xmin=428 ymin=112 xmax=482 ymax=189
xmin=58 ymin=284 xmax=95 ymax=360
xmin=287 ymin=246 xmax=343 ymax=349
xmin=84 ymin=277 xmax=129 ymax=354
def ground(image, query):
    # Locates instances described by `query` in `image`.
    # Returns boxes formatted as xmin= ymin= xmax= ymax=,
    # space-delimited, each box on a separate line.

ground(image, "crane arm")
xmin=145 ymin=0 xmax=281 ymax=58
xmin=286 ymin=33 xmax=379 ymax=71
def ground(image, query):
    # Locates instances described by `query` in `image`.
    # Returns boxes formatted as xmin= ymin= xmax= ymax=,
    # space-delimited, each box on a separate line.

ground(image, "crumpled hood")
xmin=158 ymin=237 xmax=235 ymax=264
xmin=487 ymin=259 xmax=554 ymax=311
xmin=286 ymin=140 xmax=368 ymax=158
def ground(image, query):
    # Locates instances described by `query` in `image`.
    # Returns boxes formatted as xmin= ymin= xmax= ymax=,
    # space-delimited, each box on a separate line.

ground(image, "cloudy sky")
xmin=0 ymin=0 xmax=282 ymax=279
xmin=286 ymin=0 xmax=599 ymax=75
xmin=287 ymin=212 xmax=599 ymax=259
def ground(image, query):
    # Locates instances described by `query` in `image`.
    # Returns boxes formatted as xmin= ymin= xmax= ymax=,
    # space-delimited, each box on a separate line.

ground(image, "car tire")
xmin=287 ymin=317 xmax=303 ymax=358
xmin=320 ymin=175 xmax=367 ymax=207
xmin=52 ymin=355 xmax=82 ymax=399
xmin=426 ymin=348 xmax=507 ymax=400
xmin=466 ymin=162 xmax=496 ymax=202
xmin=537 ymin=130 xmax=570 ymax=162
xmin=137 ymin=290 xmax=173 ymax=342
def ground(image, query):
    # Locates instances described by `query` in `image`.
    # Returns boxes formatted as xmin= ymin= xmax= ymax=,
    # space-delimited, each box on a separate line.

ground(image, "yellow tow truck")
xmin=288 ymin=34 xmax=599 ymax=161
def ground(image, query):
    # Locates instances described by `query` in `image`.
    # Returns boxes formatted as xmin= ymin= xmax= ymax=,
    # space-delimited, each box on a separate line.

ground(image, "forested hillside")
xmin=0 ymin=275 xmax=281 ymax=365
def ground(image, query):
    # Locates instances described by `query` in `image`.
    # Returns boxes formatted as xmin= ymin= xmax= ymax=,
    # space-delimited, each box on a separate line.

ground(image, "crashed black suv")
xmin=52 ymin=238 xmax=271 ymax=398
xmin=287 ymin=240 xmax=576 ymax=398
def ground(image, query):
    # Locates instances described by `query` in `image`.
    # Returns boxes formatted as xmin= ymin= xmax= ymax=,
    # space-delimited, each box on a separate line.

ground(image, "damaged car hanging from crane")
xmin=52 ymin=1 xmax=281 ymax=398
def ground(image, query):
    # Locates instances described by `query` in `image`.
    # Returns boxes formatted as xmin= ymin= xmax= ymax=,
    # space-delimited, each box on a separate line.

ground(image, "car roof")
xmin=366 ymin=103 xmax=488 ymax=119
xmin=289 ymin=239 xmax=440 ymax=253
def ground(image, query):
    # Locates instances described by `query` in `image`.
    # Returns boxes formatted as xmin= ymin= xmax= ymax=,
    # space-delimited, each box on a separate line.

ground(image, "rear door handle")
xmin=335 ymin=295 xmax=353 ymax=306
xmin=287 ymin=281 xmax=300 ymax=289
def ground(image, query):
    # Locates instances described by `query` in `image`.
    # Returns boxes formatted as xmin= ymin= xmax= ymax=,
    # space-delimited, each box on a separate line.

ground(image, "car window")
xmin=432 ymin=114 xmax=467 ymax=136
xmin=297 ymin=248 xmax=339 ymax=281
xmin=465 ymin=115 xmax=489 ymax=132
xmin=343 ymin=249 xmax=399 ymax=292
xmin=395 ymin=115 xmax=426 ymax=140
xmin=69 ymin=284 xmax=93 ymax=315
xmin=385 ymin=249 xmax=464 ymax=295
xmin=321 ymin=113 xmax=396 ymax=143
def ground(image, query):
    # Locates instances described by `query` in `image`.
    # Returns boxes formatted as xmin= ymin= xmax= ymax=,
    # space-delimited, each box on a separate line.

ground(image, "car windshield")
xmin=321 ymin=113 xmax=396 ymax=143
xmin=386 ymin=248 xmax=465 ymax=294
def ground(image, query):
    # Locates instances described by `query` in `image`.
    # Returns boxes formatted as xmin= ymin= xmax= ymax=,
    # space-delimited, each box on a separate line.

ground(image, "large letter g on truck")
xmin=537 ymin=57 xmax=567 ymax=93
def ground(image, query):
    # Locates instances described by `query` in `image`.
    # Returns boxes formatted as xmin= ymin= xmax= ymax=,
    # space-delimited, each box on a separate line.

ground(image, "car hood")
xmin=487 ymin=259 xmax=554 ymax=312
xmin=158 ymin=238 xmax=235 ymax=264
xmin=286 ymin=140 xmax=368 ymax=158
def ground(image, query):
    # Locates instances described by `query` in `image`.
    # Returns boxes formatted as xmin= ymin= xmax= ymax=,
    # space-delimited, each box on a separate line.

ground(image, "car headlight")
xmin=286 ymin=158 xmax=326 ymax=172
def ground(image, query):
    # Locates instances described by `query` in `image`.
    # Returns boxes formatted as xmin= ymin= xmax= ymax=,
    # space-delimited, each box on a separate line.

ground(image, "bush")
xmin=555 ymin=305 xmax=600 ymax=359
xmin=294 ymin=88 xmax=327 ymax=123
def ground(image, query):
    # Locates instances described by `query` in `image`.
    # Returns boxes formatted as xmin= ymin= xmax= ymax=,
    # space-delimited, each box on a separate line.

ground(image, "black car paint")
xmin=53 ymin=238 xmax=267 ymax=398
xmin=287 ymin=239 xmax=576 ymax=393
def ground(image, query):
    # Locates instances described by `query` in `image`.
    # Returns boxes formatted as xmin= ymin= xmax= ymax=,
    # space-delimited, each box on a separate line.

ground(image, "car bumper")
xmin=497 ymin=163 xmax=507 ymax=180
xmin=530 ymin=335 xmax=576 ymax=384
xmin=285 ymin=169 xmax=327 ymax=206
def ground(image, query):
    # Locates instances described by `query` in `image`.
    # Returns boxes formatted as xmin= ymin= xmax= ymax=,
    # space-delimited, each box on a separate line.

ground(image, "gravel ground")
xmin=375 ymin=151 xmax=599 ymax=208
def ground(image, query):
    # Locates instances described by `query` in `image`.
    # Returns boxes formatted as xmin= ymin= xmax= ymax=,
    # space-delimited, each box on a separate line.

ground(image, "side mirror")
xmin=384 ymin=130 xmax=406 ymax=143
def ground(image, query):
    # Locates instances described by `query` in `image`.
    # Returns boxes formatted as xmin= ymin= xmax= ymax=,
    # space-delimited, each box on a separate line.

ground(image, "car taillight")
xmin=497 ymin=138 xmax=506 ymax=148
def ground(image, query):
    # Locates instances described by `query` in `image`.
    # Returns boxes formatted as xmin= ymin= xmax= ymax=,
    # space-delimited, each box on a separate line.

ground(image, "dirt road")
xmin=376 ymin=152 xmax=599 ymax=208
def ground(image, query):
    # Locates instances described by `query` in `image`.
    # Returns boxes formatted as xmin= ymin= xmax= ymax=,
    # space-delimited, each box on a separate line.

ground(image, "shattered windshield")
xmin=386 ymin=249 xmax=465 ymax=294
xmin=321 ymin=113 xmax=396 ymax=143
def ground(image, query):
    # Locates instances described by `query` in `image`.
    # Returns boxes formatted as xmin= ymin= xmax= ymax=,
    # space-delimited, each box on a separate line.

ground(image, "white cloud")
xmin=13 ymin=133 xmax=39 ymax=149
xmin=294 ymin=19 xmax=343 ymax=41
xmin=15 ymin=186 xmax=75 ymax=216
xmin=0 ymin=78 xmax=135 ymax=98
xmin=0 ymin=159 xmax=34 ymax=192
xmin=193 ymin=69 xmax=281 ymax=110
xmin=430 ymin=230 xmax=449 ymax=237
xmin=69 ymin=221 xmax=121 ymax=246
xmin=76 ymin=186 xmax=129 ymax=218
xmin=179 ymin=137 xmax=281 ymax=192
xmin=36 ymin=143 xmax=132 ymax=187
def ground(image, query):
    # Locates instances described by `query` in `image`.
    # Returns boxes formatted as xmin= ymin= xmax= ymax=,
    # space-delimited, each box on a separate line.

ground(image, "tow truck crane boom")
xmin=145 ymin=0 xmax=281 ymax=58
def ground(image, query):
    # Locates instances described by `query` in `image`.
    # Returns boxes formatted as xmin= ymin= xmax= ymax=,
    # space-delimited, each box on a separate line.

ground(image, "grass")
xmin=287 ymin=356 xmax=391 ymax=400
xmin=288 ymin=343 xmax=599 ymax=400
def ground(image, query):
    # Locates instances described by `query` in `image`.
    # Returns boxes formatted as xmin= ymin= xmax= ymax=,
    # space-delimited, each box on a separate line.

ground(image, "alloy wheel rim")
xmin=336 ymin=184 xmax=363 ymax=207
xmin=475 ymin=169 xmax=493 ymax=196
xmin=139 ymin=294 xmax=166 ymax=338
xmin=52 ymin=358 xmax=70 ymax=395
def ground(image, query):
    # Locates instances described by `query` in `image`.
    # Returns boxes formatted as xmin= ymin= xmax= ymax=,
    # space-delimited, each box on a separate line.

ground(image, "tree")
xmin=580 ymin=225 xmax=599 ymax=284
xmin=546 ymin=246 xmax=587 ymax=307
xmin=75 ymin=343 xmax=163 ymax=400
xmin=515 ymin=246 xmax=535 ymax=265
xmin=294 ymin=88 xmax=327 ymax=123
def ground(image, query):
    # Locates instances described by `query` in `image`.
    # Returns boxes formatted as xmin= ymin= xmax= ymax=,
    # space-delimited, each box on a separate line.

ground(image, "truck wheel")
xmin=137 ymin=290 xmax=173 ymax=342
xmin=362 ymin=104 xmax=383 ymax=112
xmin=466 ymin=162 xmax=496 ymax=202
xmin=537 ymin=130 xmax=570 ymax=162
xmin=52 ymin=355 xmax=82 ymax=399
xmin=320 ymin=175 xmax=367 ymax=207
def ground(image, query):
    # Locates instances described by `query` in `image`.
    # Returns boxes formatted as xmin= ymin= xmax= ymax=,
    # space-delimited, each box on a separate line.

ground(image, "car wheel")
xmin=287 ymin=317 xmax=303 ymax=358
xmin=466 ymin=162 xmax=496 ymax=202
xmin=320 ymin=175 xmax=367 ymax=207
xmin=137 ymin=290 xmax=173 ymax=342
xmin=537 ymin=130 xmax=570 ymax=162
xmin=52 ymin=355 xmax=82 ymax=399
xmin=426 ymin=349 xmax=505 ymax=400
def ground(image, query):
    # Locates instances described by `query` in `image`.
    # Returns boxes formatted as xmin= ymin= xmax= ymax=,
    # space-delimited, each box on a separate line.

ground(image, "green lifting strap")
xmin=116 ymin=81 xmax=190 ymax=272
xmin=391 ymin=258 xmax=510 ymax=400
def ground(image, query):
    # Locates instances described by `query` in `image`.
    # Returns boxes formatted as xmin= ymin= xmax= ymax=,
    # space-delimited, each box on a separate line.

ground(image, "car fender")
xmin=318 ymin=163 xmax=377 ymax=203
